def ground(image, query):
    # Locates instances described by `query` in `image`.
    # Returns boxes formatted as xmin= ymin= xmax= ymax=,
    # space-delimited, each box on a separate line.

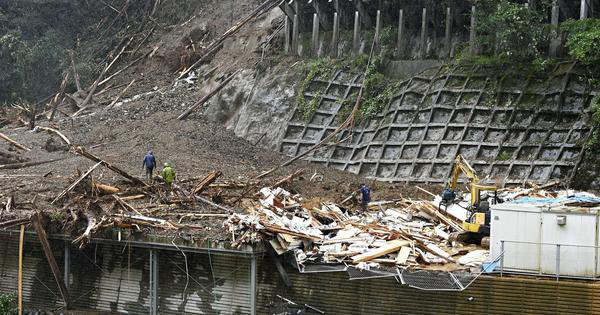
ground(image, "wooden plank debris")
xmin=396 ymin=246 xmax=412 ymax=265
xmin=193 ymin=170 xmax=222 ymax=195
xmin=352 ymin=240 xmax=410 ymax=263
xmin=31 ymin=213 xmax=71 ymax=309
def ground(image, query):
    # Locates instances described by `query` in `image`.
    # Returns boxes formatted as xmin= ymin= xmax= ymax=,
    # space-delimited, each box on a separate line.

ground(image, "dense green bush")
xmin=0 ymin=292 xmax=16 ymax=315
xmin=474 ymin=0 xmax=551 ymax=60
xmin=562 ymin=19 xmax=600 ymax=63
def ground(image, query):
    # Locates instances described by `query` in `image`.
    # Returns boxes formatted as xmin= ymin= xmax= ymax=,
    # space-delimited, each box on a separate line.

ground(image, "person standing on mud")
xmin=359 ymin=183 xmax=371 ymax=211
xmin=142 ymin=151 xmax=157 ymax=181
xmin=161 ymin=162 xmax=176 ymax=187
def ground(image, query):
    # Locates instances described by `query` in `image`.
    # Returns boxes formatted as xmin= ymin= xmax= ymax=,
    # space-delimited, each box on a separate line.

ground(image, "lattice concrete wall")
xmin=280 ymin=63 xmax=596 ymax=184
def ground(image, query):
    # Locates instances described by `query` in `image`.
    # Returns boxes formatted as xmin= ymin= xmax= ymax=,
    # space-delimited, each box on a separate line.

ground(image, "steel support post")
xmin=149 ymin=249 xmax=159 ymax=315
xmin=445 ymin=7 xmax=452 ymax=58
xmin=581 ymin=0 xmax=589 ymax=20
xmin=469 ymin=6 xmax=477 ymax=55
xmin=331 ymin=12 xmax=339 ymax=57
xmin=64 ymin=241 xmax=70 ymax=291
xmin=556 ymin=244 xmax=561 ymax=282
xmin=250 ymin=256 xmax=257 ymax=315
xmin=396 ymin=9 xmax=404 ymax=58
xmin=284 ymin=16 xmax=290 ymax=54
xmin=292 ymin=14 xmax=299 ymax=56
xmin=420 ymin=8 xmax=427 ymax=59
xmin=353 ymin=11 xmax=360 ymax=56
xmin=374 ymin=10 xmax=381 ymax=50
xmin=312 ymin=13 xmax=319 ymax=58
xmin=500 ymin=240 xmax=505 ymax=277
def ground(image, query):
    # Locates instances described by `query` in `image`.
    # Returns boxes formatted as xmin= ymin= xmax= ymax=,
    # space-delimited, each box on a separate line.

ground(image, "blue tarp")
xmin=510 ymin=195 xmax=600 ymax=205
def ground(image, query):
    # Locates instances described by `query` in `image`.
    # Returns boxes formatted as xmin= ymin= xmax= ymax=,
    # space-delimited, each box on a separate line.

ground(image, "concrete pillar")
xmin=284 ymin=16 xmax=290 ymax=54
xmin=444 ymin=7 xmax=452 ymax=59
xmin=396 ymin=9 xmax=404 ymax=58
xmin=292 ymin=14 xmax=299 ymax=56
xmin=353 ymin=11 xmax=360 ymax=56
xmin=469 ymin=6 xmax=477 ymax=55
xmin=64 ymin=241 xmax=70 ymax=291
xmin=331 ymin=12 xmax=339 ymax=57
xmin=250 ymin=256 xmax=257 ymax=315
xmin=580 ymin=0 xmax=589 ymax=19
xmin=549 ymin=2 xmax=561 ymax=57
xmin=149 ymin=249 xmax=159 ymax=315
xmin=420 ymin=8 xmax=427 ymax=59
xmin=374 ymin=10 xmax=381 ymax=50
xmin=312 ymin=13 xmax=319 ymax=57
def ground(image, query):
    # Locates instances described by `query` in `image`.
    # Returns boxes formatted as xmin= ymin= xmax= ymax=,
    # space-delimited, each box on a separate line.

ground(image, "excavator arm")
xmin=447 ymin=155 xmax=479 ymax=191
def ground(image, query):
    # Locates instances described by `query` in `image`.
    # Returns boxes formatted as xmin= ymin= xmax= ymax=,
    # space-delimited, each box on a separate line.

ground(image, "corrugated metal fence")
xmin=256 ymin=258 xmax=600 ymax=314
xmin=2 ymin=232 xmax=600 ymax=314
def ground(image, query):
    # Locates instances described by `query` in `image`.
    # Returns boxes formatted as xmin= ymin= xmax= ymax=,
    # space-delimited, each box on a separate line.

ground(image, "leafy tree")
xmin=474 ymin=0 xmax=551 ymax=60
xmin=562 ymin=19 xmax=600 ymax=64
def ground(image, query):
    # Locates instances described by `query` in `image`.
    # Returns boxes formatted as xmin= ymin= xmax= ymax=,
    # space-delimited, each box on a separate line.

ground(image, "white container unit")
xmin=490 ymin=203 xmax=600 ymax=278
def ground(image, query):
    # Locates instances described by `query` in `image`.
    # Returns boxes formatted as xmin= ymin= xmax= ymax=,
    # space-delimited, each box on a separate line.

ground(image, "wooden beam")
xmin=178 ymin=70 xmax=241 ymax=120
xmin=31 ymin=213 xmax=71 ymax=309
xmin=193 ymin=171 xmax=222 ymax=195
xmin=52 ymin=162 xmax=102 ymax=204
xmin=352 ymin=240 xmax=410 ymax=263
xmin=0 ymin=132 xmax=31 ymax=151
xmin=73 ymin=146 xmax=146 ymax=186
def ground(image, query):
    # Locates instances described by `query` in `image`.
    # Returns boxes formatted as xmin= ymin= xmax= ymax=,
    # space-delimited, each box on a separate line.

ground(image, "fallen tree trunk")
xmin=33 ymin=126 xmax=72 ymax=146
xmin=72 ymin=208 xmax=100 ymax=247
xmin=104 ymin=79 xmax=135 ymax=111
xmin=178 ymin=70 xmax=241 ymax=120
xmin=49 ymin=72 xmax=70 ymax=122
xmin=0 ymin=158 xmax=65 ymax=170
xmin=73 ymin=146 xmax=146 ymax=186
xmin=272 ymin=169 xmax=304 ymax=188
xmin=31 ymin=212 xmax=71 ymax=308
xmin=0 ymin=133 xmax=31 ymax=151
xmin=176 ymin=0 xmax=280 ymax=81
xmin=52 ymin=162 xmax=102 ymax=204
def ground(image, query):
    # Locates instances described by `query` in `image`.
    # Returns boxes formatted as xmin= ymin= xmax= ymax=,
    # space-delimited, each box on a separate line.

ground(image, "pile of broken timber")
xmin=225 ymin=187 xmax=480 ymax=271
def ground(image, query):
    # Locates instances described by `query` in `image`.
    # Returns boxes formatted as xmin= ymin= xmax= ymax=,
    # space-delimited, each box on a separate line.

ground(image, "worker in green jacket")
xmin=161 ymin=162 xmax=176 ymax=186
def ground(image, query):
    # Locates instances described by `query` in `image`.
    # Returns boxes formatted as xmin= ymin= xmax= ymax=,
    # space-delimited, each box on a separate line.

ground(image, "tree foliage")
xmin=0 ymin=292 xmax=16 ymax=315
xmin=562 ymin=19 xmax=600 ymax=64
xmin=474 ymin=0 xmax=552 ymax=60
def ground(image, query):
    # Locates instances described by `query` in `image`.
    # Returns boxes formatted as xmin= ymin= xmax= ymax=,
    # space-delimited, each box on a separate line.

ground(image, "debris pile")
xmin=225 ymin=186 xmax=483 ymax=271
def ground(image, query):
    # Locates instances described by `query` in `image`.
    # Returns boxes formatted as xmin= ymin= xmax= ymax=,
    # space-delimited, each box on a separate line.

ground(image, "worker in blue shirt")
xmin=359 ymin=183 xmax=371 ymax=211
xmin=142 ymin=151 xmax=157 ymax=181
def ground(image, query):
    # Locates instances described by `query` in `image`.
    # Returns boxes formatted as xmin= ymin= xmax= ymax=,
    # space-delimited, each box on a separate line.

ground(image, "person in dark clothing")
xmin=359 ymin=183 xmax=371 ymax=211
xmin=142 ymin=151 xmax=156 ymax=181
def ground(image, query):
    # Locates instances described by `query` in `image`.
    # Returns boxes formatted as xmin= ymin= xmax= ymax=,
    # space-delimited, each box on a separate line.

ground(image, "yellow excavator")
xmin=440 ymin=155 xmax=499 ymax=243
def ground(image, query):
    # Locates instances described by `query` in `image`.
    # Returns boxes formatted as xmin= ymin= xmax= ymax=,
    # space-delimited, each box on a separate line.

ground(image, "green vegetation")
xmin=496 ymin=151 xmax=512 ymax=161
xmin=0 ymin=0 xmax=205 ymax=106
xmin=296 ymin=55 xmax=401 ymax=124
xmin=0 ymin=293 xmax=16 ymax=315
xmin=562 ymin=19 xmax=600 ymax=64
xmin=474 ymin=0 xmax=552 ymax=60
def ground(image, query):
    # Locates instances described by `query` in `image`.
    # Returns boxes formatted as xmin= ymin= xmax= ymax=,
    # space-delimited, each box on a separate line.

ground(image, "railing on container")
xmin=498 ymin=240 xmax=600 ymax=282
